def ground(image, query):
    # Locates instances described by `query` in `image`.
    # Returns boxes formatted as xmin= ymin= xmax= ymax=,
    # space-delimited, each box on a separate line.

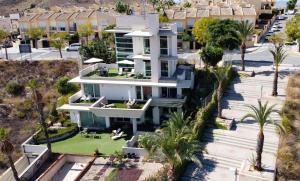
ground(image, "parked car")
xmin=65 ymin=43 xmax=81 ymax=51
xmin=277 ymin=15 xmax=285 ymax=20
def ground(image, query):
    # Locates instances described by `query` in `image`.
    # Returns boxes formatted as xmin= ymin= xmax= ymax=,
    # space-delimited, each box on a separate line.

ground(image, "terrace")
xmin=80 ymin=63 xmax=151 ymax=81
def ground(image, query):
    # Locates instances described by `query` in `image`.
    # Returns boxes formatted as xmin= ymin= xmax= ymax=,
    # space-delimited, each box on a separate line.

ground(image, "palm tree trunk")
xmin=272 ymin=67 xmax=278 ymax=96
xmin=7 ymin=154 xmax=20 ymax=181
xmin=35 ymin=38 xmax=38 ymax=49
xmin=255 ymin=130 xmax=264 ymax=171
xmin=38 ymin=106 xmax=52 ymax=152
xmin=241 ymin=43 xmax=246 ymax=71
xmin=217 ymin=84 xmax=222 ymax=118
xmin=59 ymin=48 xmax=63 ymax=59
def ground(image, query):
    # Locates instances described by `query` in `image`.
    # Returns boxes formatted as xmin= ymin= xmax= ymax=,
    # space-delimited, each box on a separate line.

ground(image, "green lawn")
xmin=51 ymin=133 xmax=127 ymax=155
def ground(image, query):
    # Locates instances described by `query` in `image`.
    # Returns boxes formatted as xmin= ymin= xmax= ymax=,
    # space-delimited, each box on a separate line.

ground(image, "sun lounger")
xmin=112 ymin=131 xmax=124 ymax=140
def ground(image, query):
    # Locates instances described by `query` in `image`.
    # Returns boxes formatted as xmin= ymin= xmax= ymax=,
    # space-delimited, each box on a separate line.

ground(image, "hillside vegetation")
xmin=277 ymin=71 xmax=300 ymax=180
xmin=0 ymin=60 xmax=78 ymax=174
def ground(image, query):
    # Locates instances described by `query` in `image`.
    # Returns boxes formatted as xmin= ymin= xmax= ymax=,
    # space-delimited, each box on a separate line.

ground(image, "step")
xmin=200 ymin=153 xmax=242 ymax=169
xmin=202 ymin=136 xmax=277 ymax=154
xmin=203 ymin=131 xmax=278 ymax=150
xmin=235 ymin=122 xmax=278 ymax=133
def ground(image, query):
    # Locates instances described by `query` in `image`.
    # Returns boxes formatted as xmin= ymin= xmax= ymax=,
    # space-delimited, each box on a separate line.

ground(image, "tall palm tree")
xmin=270 ymin=46 xmax=287 ymax=96
xmin=0 ymin=128 xmax=20 ymax=181
xmin=236 ymin=20 xmax=254 ymax=71
xmin=213 ymin=65 xmax=231 ymax=118
xmin=27 ymin=79 xmax=52 ymax=152
xmin=142 ymin=113 xmax=201 ymax=180
xmin=241 ymin=100 xmax=277 ymax=171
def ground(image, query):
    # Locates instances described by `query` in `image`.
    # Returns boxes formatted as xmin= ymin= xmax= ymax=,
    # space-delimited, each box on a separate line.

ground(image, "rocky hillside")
xmin=0 ymin=0 xmax=145 ymax=16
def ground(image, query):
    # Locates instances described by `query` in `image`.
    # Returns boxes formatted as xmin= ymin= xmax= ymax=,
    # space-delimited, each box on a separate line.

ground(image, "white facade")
xmin=58 ymin=14 xmax=194 ymax=134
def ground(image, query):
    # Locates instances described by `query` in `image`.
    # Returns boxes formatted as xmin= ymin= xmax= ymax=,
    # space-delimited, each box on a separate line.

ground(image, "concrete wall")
xmin=0 ymin=156 xmax=29 ymax=181
xmin=100 ymin=84 xmax=136 ymax=100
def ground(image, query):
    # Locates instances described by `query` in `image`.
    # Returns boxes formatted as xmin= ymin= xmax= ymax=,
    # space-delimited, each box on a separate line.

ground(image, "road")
xmin=0 ymin=46 xmax=80 ymax=61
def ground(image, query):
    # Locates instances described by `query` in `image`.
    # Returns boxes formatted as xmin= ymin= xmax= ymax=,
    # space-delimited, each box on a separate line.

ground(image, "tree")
xmin=287 ymin=0 xmax=297 ymax=10
xmin=27 ymin=79 xmax=51 ymax=152
xmin=141 ymin=113 xmax=201 ymax=180
xmin=0 ymin=29 xmax=9 ymax=59
xmin=285 ymin=15 xmax=300 ymax=52
xmin=115 ymin=0 xmax=129 ymax=13
xmin=192 ymin=17 xmax=218 ymax=46
xmin=182 ymin=1 xmax=192 ymax=8
xmin=50 ymin=32 xmax=68 ymax=58
xmin=79 ymin=40 xmax=115 ymax=63
xmin=207 ymin=19 xmax=239 ymax=50
xmin=270 ymin=46 xmax=287 ymax=96
xmin=101 ymin=24 xmax=116 ymax=47
xmin=77 ymin=23 xmax=94 ymax=45
xmin=54 ymin=76 xmax=78 ymax=95
xmin=200 ymin=46 xmax=224 ymax=67
xmin=0 ymin=128 xmax=20 ymax=181
xmin=268 ymin=32 xmax=286 ymax=48
xmin=148 ymin=0 xmax=159 ymax=11
xmin=241 ymin=100 xmax=278 ymax=171
xmin=236 ymin=20 xmax=254 ymax=71
xmin=27 ymin=27 xmax=45 ymax=49
xmin=213 ymin=65 xmax=231 ymax=118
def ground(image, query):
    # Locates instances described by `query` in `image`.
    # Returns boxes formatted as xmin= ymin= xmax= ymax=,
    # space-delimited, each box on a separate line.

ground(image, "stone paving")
xmin=182 ymin=62 xmax=300 ymax=181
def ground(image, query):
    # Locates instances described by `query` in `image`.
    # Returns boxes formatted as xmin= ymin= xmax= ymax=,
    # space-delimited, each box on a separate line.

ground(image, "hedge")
xmin=34 ymin=122 xmax=78 ymax=143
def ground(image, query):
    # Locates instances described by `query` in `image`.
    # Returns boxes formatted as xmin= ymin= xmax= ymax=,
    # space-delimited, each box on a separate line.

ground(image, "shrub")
xmin=200 ymin=46 xmax=224 ymax=67
xmin=5 ymin=81 xmax=24 ymax=96
xmin=55 ymin=77 xmax=78 ymax=95
xmin=33 ymin=121 xmax=78 ymax=142
xmin=48 ymin=102 xmax=59 ymax=122
xmin=115 ymin=0 xmax=129 ymax=13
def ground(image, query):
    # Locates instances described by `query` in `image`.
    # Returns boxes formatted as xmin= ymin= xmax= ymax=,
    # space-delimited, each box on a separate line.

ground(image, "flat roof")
xmin=105 ymin=29 xmax=131 ymax=33
xmin=69 ymin=76 xmax=177 ymax=87
xmin=125 ymin=31 xmax=153 ymax=37
xmin=57 ymin=104 xmax=90 ymax=111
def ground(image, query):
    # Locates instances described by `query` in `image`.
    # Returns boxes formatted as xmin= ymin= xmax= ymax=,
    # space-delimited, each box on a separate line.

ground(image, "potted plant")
xmin=182 ymin=31 xmax=192 ymax=51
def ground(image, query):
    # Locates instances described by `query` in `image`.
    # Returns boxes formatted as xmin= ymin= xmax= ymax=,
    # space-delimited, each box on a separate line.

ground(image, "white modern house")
xmin=58 ymin=13 xmax=194 ymax=134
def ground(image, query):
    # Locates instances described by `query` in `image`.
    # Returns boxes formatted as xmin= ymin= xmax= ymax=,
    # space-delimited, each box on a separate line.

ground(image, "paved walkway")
xmin=182 ymin=62 xmax=300 ymax=181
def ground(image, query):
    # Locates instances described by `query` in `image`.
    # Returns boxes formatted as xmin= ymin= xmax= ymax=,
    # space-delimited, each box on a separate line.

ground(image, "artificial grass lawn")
xmin=51 ymin=133 xmax=126 ymax=155
xmin=107 ymin=100 xmax=145 ymax=109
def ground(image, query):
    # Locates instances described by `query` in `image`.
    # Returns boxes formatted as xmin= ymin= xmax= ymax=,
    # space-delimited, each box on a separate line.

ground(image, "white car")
xmin=65 ymin=43 xmax=81 ymax=51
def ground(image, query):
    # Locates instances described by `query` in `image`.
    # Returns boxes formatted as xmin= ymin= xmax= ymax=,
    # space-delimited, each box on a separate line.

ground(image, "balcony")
xmin=151 ymin=96 xmax=186 ymax=107
xmin=90 ymin=97 xmax=152 ymax=118
xmin=68 ymin=91 xmax=99 ymax=106
xmin=80 ymin=63 xmax=151 ymax=82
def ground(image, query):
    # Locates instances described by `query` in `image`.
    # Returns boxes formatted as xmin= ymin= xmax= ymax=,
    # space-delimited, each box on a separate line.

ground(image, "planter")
xmin=34 ymin=126 xmax=78 ymax=144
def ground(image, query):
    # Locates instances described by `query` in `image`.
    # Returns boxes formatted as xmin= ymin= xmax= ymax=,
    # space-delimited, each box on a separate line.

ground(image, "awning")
xmin=125 ymin=31 xmax=153 ymax=37
xmin=116 ymin=60 xmax=135 ymax=65
xmin=131 ymin=54 xmax=151 ymax=60
xmin=84 ymin=58 xmax=103 ymax=64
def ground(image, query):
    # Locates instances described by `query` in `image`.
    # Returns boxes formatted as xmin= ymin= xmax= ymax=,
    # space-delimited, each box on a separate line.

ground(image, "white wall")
xmin=100 ymin=84 xmax=136 ymax=100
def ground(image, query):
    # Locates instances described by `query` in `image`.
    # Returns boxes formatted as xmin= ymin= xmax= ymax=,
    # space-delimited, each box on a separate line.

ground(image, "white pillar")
xmin=132 ymin=118 xmax=137 ymax=134
xmin=153 ymin=107 xmax=160 ymax=125
xmin=177 ymin=88 xmax=182 ymax=98
xmin=105 ymin=117 xmax=110 ymax=128
xmin=177 ymin=107 xmax=183 ymax=113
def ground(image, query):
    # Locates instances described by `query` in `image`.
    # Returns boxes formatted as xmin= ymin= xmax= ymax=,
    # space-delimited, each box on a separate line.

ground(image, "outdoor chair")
xmin=111 ymin=131 xmax=124 ymax=140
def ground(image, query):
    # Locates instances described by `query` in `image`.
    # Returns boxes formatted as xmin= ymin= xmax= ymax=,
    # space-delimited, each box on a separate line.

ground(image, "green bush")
xmin=55 ymin=77 xmax=78 ymax=95
xmin=33 ymin=121 xmax=78 ymax=142
xmin=5 ymin=81 xmax=24 ymax=96
xmin=200 ymin=46 xmax=224 ymax=67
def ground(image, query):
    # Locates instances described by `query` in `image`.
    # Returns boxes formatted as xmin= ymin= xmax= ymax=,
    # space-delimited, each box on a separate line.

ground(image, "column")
xmin=152 ymin=107 xmax=160 ymax=125
xmin=132 ymin=118 xmax=137 ymax=134
xmin=105 ymin=117 xmax=110 ymax=128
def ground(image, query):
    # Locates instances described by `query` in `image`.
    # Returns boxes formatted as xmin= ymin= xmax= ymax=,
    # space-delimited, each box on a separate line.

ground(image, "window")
xmin=136 ymin=86 xmax=142 ymax=100
xmin=79 ymin=111 xmax=106 ymax=128
xmin=161 ymin=61 xmax=168 ymax=77
xmin=144 ymin=38 xmax=150 ymax=54
xmin=115 ymin=33 xmax=133 ymax=61
xmin=83 ymin=84 xmax=100 ymax=97
xmin=160 ymin=36 xmax=168 ymax=55
xmin=145 ymin=61 xmax=151 ymax=77
xmin=60 ymin=27 xmax=66 ymax=31
xmin=161 ymin=87 xmax=177 ymax=98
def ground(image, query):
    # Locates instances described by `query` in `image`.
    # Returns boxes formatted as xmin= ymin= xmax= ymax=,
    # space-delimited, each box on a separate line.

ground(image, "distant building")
xmin=18 ymin=10 xmax=116 ymax=40
xmin=0 ymin=13 xmax=20 ymax=34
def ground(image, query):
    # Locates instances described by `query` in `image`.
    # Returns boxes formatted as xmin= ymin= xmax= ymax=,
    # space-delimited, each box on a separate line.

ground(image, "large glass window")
xmin=83 ymin=84 xmax=100 ymax=97
xmin=136 ymin=86 xmax=142 ymax=100
xmin=161 ymin=87 xmax=177 ymax=98
xmin=161 ymin=61 xmax=168 ymax=77
xmin=144 ymin=38 xmax=150 ymax=54
xmin=80 ymin=111 xmax=106 ymax=129
xmin=145 ymin=61 xmax=151 ymax=77
xmin=115 ymin=33 xmax=133 ymax=62
xmin=160 ymin=36 xmax=168 ymax=55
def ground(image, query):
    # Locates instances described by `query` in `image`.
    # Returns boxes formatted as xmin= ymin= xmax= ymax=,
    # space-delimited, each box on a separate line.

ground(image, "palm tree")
xmin=142 ymin=113 xmax=201 ymax=180
xmin=236 ymin=20 xmax=254 ymax=71
xmin=0 ymin=128 xmax=20 ymax=181
xmin=27 ymin=79 xmax=52 ymax=152
xmin=213 ymin=65 xmax=231 ymax=118
xmin=270 ymin=46 xmax=287 ymax=96
xmin=241 ymin=100 xmax=277 ymax=171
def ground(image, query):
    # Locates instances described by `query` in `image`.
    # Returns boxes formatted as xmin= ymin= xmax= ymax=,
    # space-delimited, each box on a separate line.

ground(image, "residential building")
xmin=165 ymin=5 xmax=257 ymax=49
xmin=18 ymin=10 xmax=116 ymax=40
xmin=58 ymin=13 xmax=194 ymax=134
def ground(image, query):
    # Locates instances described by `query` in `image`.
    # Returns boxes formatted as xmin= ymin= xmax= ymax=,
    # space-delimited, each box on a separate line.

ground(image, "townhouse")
xmin=58 ymin=13 xmax=194 ymax=134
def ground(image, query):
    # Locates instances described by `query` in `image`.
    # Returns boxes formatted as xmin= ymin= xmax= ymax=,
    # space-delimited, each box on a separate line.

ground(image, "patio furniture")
xmin=80 ymin=128 xmax=88 ymax=137
xmin=129 ymin=69 xmax=135 ymax=77
xmin=80 ymin=95 xmax=87 ymax=101
xmin=112 ymin=131 xmax=124 ymax=140
xmin=104 ymin=104 xmax=115 ymax=108
xmin=126 ymin=99 xmax=136 ymax=109
xmin=112 ymin=128 xmax=121 ymax=135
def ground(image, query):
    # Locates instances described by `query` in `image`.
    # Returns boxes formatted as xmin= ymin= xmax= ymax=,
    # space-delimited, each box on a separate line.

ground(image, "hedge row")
xmin=33 ymin=122 xmax=78 ymax=143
